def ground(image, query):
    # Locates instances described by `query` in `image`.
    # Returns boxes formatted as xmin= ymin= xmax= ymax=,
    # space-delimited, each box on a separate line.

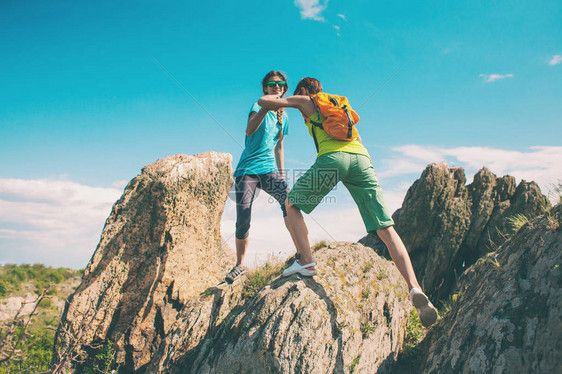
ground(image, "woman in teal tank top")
xmin=225 ymin=71 xmax=295 ymax=284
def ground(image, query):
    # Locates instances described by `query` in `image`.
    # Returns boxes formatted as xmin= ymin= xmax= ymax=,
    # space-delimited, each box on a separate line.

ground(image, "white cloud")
xmin=337 ymin=14 xmax=347 ymax=21
xmin=334 ymin=25 xmax=340 ymax=31
xmin=294 ymin=0 xmax=327 ymax=21
xmin=479 ymin=73 xmax=514 ymax=83
xmin=381 ymin=145 xmax=562 ymax=198
xmin=377 ymin=158 xmax=427 ymax=179
xmin=549 ymin=55 xmax=562 ymax=66
xmin=112 ymin=180 xmax=128 ymax=189
xmin=0 ymin=179 xmax=122 ymax=268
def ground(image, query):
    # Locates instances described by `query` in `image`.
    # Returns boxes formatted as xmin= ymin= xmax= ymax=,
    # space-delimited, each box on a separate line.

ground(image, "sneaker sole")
xmin=225 ymin=272 xmax=246 ymax=284
xmin=412 ymin=293 xmax=438 ymax=327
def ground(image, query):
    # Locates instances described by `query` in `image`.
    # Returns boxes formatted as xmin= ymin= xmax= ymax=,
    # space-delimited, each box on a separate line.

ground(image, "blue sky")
xmin=1 ymin=0 xmax=561 ymax=268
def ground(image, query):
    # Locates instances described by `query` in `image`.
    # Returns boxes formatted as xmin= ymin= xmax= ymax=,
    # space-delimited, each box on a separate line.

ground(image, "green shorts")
xmin=288 ymin=152 xmax=394 ymax=233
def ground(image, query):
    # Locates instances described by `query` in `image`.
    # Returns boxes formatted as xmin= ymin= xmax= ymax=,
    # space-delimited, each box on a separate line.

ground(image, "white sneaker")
xmin=282 ymin=260 xmax=317 ymax=277
xmin=410 ymin=288 xmax=438 ymax=327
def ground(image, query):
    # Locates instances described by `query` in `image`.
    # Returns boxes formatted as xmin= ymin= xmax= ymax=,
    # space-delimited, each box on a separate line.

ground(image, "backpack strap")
xmin=342 ymin=104 xmax=354 ymax=139
xmin=306 ymin=96 xmax=323 ymax=129
xmin=311 ymin=125 xmax=320 ymax=153
xmin=308 ymin=96 xmax=321 ymax=153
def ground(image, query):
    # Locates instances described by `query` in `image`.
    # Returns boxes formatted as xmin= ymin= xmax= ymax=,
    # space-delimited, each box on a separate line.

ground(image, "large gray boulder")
xmin=148 ymin=242 xmax=412 ymax=374
xmin=54 ymin=152 xmax=235 ymax=372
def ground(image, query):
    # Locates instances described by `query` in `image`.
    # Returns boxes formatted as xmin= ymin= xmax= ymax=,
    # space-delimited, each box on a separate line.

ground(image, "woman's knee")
xmin=235 ymin=221 xmax=250 ymax=239
xmin=376 ymin=225 xmax=395 ymax=240
xmin=285 ymin=198 xmax=296 ymax=212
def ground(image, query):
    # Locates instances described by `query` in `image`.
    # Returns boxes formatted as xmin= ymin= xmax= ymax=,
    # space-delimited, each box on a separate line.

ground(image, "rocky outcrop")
xmin=54 ymin=152 xmax=235 ymax=372
xmin=360 ymin=163 xmax=550 ymax=301
xmin=55 ymin=154 xmax=556 ymax=373
xmin=411 ymin=205 xmax=562 ymax=373
xmin=148 ymin=242 xmax=412 ymax=374
xmin=55 ymin=152 xmax=414 ymax=373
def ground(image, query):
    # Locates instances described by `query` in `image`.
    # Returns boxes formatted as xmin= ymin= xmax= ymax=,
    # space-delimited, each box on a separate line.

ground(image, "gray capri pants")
xmin=235 ymin=171 xmax=289 ymax=239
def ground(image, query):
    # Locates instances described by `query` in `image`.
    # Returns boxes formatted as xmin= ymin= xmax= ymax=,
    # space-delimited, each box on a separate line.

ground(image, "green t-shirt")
xmin=305 ymin=112 xmax=370 ymax=159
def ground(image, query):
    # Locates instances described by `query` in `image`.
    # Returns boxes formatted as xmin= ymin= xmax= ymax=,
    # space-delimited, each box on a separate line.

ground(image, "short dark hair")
xmin=262 ymin=70 xmax=288 ymax=97
xmin=294 ymin=77 xmax=323 ymax=95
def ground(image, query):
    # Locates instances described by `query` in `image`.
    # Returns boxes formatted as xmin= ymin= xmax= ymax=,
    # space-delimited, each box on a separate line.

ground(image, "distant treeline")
xmin=0 ymin=264 xmax=83 ymax=297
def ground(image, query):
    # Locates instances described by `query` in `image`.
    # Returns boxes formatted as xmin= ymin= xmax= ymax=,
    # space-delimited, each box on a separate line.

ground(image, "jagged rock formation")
xmin=148 ymin=242 xmax=411 ymax=374
xmin=54 ymin=152 xmax=235 ymax=372
xmin=410 ymin=205 xmax=562 ymax=373
xmin=360 ymin=163 xmax=550 ymax=301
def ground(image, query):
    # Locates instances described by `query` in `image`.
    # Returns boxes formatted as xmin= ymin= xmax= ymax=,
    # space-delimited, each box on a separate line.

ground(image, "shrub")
xmin=11 ymin=268 xmax=27 ymax=282
xmin=0 ymin=281 xmax=6 ymax=297
xmin=49 ymin=271 xmax=64 ymax=284
xmin=79 ymin=340 xmax=118 ymax=374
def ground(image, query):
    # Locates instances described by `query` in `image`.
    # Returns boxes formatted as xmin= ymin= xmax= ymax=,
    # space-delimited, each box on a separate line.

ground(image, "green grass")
xmin=362 ymin=260 xmax=374 ymax=273
xmin=438 ymin=292 xmax=459 ymax=317
xmin=544 ymin=210 xmax=562 ymax=230
xmin=507 ymin=214 xmax=531 ymax=233
xmin=335 ymin=320 xmax=348 ymax=333
xmin=0 ymin=265 xmax=83 ymax=373
xmin=0 ymin=327 xmax=54 ymax=373
xmin=402 ymin=309 xmax=424 ymax=357
xmin=241 ymin=258 xmax=285 ymax=300
xmin=350 ymin=355 xmax=361 ymax=373
xmin=76 ymin=340 xmax=119 ymax=374
xmin=376 ymin=269 xmax=388 ymax=280
xmin=311 ymin=240 xmax=327 ymax=252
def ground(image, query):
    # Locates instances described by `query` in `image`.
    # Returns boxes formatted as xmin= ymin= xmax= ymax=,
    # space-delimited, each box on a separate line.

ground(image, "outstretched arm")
xmin=258 ymin=95 xmax=316 ymax=117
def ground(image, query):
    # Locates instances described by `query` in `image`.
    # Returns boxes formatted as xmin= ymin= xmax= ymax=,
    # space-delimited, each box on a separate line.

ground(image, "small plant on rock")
xmin=360 ymin=284 xmax=371 ymax=299
xmin=311 ymin=240 xmax=327 ymax=252
xmin=507 ymin=214 xmax=531 ymax=233
xmin=242 ymin=258 xmax=284 ymax=300
xmin=360 ymin=322 xmax=376 ymax=336
xmin=438 ymin=292 xmax=460 ymax=317
xmin=402 ymin=309 xmax=424 ymax=357
xmin=350 ymin=355 xmax=361 ymax=373
xmin=362 ymin=260 xmax=374 ymax=273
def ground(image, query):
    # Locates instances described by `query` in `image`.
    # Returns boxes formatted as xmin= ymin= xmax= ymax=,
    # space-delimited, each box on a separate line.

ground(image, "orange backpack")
xmin=305 ymin=92 xmax=360 ymax=141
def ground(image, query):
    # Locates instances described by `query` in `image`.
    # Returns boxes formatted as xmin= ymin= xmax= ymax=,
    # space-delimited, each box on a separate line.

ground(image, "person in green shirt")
xmin=257 ymin=77 xmax=438 ymax=327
